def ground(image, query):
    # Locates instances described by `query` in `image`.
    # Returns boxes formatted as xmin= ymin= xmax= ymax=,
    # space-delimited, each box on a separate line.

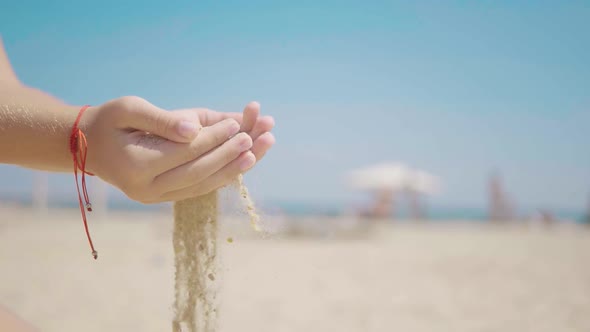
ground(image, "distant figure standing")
xmin=371 ymin=188 xmax=395 ymax=219
xmin=406 ymin=188 xmax=425 ymax=221
xmin=584 ymin=193 xmax=590 ymax=225
xmin=488 ymin=171 xmax=514 ymax=222
xmin=537 ymin=209 xmax=556 ymax=225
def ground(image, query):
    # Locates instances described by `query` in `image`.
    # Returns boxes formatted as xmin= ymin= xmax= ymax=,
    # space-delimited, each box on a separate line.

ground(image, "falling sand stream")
xmin=172 ymin=175 xmax=260 ymax=332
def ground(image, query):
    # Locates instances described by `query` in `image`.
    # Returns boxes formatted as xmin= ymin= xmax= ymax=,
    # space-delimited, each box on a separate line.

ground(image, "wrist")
xmin=49 ymin=104 xmax=85 ymax=172
xmin=76 ymin=105 xmax=101 ymax=175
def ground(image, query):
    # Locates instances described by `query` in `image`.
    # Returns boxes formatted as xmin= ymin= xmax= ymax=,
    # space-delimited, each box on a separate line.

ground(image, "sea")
xmin=0 ymin=192 xmax=586 ymax=223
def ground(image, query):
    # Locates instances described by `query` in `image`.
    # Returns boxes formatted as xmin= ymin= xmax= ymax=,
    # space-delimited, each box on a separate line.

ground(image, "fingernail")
xmin=240 ymin=153 xmax=255 ymax=170
xmin=239 ymin=134 xmax=253 ymax=151
xmin=178 ymin=121 xmax=198 ymax=138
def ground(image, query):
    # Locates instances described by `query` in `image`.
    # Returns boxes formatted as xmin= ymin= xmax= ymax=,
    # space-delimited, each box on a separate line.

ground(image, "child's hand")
xmin=82 ymin=96 xmax=275 ymax=203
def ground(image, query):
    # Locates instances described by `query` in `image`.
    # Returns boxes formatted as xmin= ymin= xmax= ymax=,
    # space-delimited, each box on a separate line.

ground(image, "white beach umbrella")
xmin=407 ymin=169 xmax=440 ymax=194
xmin=347 ymin=163 xmax=441 ymax=194
xmin=347 ymin=162 xmax=412 ymax=191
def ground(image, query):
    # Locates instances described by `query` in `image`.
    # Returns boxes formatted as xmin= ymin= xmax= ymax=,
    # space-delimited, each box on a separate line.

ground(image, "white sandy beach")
xmin=1 ymin=207 xmax=589 ymax=332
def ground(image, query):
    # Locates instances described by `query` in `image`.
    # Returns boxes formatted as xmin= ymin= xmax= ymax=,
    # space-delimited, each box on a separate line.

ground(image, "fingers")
xmin=152 ymin=132 xmax=253 ymax=193
xmin=135 ymin=118 xmax=240 ymax=174
xmin=249 ymin=115 xmax=275 ymax=140
xmin=150 ymin=132 xmax=273 ymax=202
xmin=240 ymin=101 xmax=260 ymax=133
xmin=173 ymin=102 xmax=271 ymax=139
xmin=212 ymin=110 xmax=272 ymax=140
xmin=251 ymin=132 xmax=275 ymax=162
xmin=201 ymin=110 xmax=243 ymax=127
xmin=158 ymin=151 xmax=256 ymax=201
xmin=117 ymin=97 xmax=200 ymax=143
xmin=174 ymin=108 xmax=243 ymax=127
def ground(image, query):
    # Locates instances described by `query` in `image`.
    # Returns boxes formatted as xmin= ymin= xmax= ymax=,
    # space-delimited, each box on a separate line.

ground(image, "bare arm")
xmin=0 ymin=88 xmax=82 ymax=172
xmin=0 ymin=37 xmax=86 ymax=171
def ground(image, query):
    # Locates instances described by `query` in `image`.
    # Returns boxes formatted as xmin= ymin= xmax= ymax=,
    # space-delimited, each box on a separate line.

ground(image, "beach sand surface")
xmin=1 ymin=208 xmax=589 ymax=332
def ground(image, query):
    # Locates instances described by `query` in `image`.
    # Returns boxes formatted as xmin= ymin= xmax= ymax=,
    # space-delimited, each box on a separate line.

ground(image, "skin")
xmin=0 ymin=37 xmax=275 ymax=331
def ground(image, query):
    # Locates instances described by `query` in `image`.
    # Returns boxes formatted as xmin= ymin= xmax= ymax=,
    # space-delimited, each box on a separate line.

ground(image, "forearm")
xmin=0 ymin=85 xmax=81 ymax=172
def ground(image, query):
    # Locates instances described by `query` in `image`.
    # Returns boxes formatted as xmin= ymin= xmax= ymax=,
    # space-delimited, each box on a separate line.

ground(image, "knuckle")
xmin=155 ymin=114 xmax=174 ymax=136
xmin=218 ymin=119 xmax=239 ymax=138
xmin=118 ymin=96 xmax=146 ymax=110
xmin=108 ymin=96 xmax=148 ymax=125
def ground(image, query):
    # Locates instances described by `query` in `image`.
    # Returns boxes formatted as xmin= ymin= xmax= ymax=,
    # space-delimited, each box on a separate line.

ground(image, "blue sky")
xmin=0 ymin=1 xmax=589 ymax=213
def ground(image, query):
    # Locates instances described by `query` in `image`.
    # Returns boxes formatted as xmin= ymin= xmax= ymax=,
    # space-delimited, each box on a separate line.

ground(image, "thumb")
xmin=121 ymin=97 xmax=201 ymax=143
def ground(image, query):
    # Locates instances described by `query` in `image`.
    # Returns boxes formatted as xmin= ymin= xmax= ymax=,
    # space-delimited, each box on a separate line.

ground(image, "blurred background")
xmin=1 ymin=1 xmax=589 ymax=332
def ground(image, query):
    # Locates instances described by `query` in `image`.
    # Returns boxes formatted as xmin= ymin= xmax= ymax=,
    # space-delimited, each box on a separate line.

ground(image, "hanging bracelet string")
xmin=69 ymin=105 xmax=98 ymax=260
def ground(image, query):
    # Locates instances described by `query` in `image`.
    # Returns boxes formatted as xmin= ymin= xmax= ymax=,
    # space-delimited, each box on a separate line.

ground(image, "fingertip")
xmin=247 ymin=101 xmax=260 ymax=109
xmin=244 ymin=101 xmax=260 ymax=114
xmin=235 ymin=132 xmax=254 ymax=151
xmin=241 ymin=102 xmax=260 ymax=133
xmin=259 ymin=132 xmax=276 ymax=146
xmin=246 ymin=150 xmax=256 ymax=161
xmin=260 ymin=115 xmax=275 ymax=129
xmin=240 ymin=150 xmax=256 ymax=171
xmin=251 ymin=132 xmax=275 ymax=161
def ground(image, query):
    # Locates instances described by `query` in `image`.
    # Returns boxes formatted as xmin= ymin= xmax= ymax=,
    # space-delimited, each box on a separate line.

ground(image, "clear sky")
xmin=0 ymin=1 xmax=588 ymax=212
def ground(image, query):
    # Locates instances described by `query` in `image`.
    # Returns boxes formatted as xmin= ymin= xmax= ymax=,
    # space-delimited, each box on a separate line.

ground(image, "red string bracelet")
xmin=69 ymin=105 xmax=98 ymax=260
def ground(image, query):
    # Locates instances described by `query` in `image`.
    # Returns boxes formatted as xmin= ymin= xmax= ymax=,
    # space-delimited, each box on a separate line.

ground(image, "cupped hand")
xmin=82 ymin=96 xmax=275 ymax=203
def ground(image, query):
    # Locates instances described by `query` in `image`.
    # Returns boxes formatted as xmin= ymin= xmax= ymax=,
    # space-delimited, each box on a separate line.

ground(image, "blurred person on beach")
xmin=584 ymin=193 xmax=590 ymax=225
xmin=0 ymin=37 xmax=275 ymax=331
